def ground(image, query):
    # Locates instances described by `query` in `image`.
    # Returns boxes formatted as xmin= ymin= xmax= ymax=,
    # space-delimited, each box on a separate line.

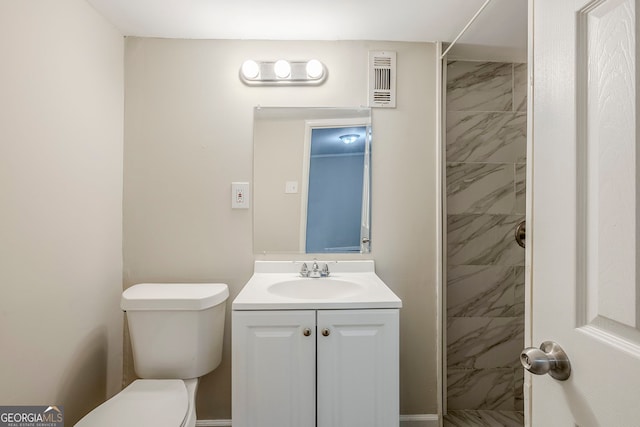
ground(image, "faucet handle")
xmin=300 ymin=263 xmax=309 ymax=277
xmin=321 ymin=263 xmax=330 ymax=277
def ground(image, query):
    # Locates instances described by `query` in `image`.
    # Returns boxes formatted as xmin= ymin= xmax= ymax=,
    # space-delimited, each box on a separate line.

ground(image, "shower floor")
xmin=443 ymin=410 xmax=524 ymax=427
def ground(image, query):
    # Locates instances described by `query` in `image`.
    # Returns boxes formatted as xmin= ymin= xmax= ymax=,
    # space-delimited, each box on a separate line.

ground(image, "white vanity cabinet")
xmin=232 ymin=310 xmax=316 ymax=427
xmin=316 ymin=309 xmax=399 ymax=427
xmin=232 ymin=308 xmax=399 ymax=427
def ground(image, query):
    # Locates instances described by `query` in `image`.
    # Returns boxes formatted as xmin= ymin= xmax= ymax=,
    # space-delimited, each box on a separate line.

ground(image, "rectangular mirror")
xmin=253 ymin=107 xmax=372 ymax=254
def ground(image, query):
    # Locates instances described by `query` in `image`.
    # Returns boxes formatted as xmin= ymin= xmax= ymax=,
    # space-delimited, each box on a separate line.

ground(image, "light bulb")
xmin=306 ymin=59 xmax=324 ymax=79
xmin=274 ymin=60 xmax=291 ymax=78
xmin=241 ymin=60 xmax=260 ymax=79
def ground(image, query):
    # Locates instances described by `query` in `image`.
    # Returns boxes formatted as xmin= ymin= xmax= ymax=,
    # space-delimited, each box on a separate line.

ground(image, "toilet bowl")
xmin=75 ymin=283 xmax=228 ymax=427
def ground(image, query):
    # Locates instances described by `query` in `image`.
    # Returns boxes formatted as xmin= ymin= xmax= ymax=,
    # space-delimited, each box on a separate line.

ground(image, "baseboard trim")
xmin=196 ymin=421 xmax=232 ymax=427
xmin=400 ymin=414 xmax=440 ymax=426
xmin=196 ymin=414 xmax=440 ymax=427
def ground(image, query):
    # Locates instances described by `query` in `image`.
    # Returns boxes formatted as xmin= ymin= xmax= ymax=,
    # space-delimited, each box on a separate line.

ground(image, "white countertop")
xmin=233 ymin=260 xmax=402 ymax=310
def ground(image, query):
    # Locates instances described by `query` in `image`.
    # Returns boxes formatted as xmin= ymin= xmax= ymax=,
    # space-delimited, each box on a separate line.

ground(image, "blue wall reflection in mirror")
xmin=306 ymin=126 xmax=367 ymax=253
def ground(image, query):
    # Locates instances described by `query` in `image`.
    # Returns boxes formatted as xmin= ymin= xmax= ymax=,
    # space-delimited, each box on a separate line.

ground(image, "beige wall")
xmin=124 ymin=38 xmax=439 ymax=418
xmin=0 ymin=0 xmax=124 ymax=424
xmin=253 ymin=117 xmax=305 ymax=253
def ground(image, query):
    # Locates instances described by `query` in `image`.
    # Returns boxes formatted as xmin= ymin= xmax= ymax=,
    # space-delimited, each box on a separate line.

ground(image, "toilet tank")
xmin=122 ymin=283 xmax=229 ymax=379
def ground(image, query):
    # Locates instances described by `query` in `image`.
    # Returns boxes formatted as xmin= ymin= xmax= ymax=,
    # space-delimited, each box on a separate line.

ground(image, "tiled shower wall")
xmin=445 ymin=61 xmax=527 ymax=417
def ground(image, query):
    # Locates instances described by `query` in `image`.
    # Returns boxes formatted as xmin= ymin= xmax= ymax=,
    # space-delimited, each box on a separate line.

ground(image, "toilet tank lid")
xmin=121 ymin=283 xmax=229 ymax=311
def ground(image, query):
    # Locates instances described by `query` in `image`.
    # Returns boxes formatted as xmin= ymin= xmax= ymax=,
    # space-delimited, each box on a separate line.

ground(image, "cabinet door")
xmin=232 ymin=310 xmax=316 ymax=427
xmin=317 ymin=309 xmax=399 ymax=427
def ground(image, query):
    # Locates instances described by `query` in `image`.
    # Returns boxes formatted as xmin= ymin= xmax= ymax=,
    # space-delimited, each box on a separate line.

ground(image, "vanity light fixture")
xmin=239 ymin=59 xmax=327 ymax=86
xmin=339 ymin=134 xmax=360 ymax=144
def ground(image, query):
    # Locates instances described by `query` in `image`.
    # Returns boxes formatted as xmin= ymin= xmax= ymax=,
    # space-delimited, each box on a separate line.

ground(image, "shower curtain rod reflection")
xmin=441 ymin=0 xmax=492 ymax=59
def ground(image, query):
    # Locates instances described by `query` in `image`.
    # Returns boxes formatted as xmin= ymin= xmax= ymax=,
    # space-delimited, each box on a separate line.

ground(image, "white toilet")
xmin=75 ymin=283 xmax=229 ymax=427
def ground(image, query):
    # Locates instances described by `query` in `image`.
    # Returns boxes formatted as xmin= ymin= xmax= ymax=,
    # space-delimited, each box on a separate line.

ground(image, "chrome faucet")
xmin=310 ymin=261 xmax=321 ymax=278
xmin=299 ymin=260 xmax=330 ymax=278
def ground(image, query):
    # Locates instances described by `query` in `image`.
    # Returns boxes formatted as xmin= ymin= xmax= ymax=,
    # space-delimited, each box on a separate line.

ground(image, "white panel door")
xmin=232 ymin=310 xmax=316 ymax=427
xmin=531 ymin=0 xmax=640 ymax=424
xmin=316 ymin=309 xmax=399 ymax=427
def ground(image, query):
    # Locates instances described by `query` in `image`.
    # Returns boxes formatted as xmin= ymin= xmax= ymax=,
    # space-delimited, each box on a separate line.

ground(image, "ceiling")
xmin=86 ymin=0 xmax=527 ymax=50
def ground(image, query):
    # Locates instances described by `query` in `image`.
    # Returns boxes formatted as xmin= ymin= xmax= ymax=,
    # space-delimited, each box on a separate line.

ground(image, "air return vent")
xmin=368 ymin=51 xmax=396 ymax=108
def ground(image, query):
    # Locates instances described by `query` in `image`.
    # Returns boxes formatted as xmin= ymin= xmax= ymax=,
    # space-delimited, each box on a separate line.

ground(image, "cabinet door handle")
xmin=303 ymin=328 xmax=312 ymax=337
xmin=321 ymin=328 xmax=331 ymax=337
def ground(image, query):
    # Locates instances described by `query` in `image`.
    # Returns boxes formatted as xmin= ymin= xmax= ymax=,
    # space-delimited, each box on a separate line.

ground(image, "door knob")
xmin=303 ymin=328 xmax=312 ymax=337
xmin=520 ymin=341 xmax=571 ymax=381
xmin=515 ymin=220 xmax=526 ymax=248
xmin=321 ymin=328 xmax=330 ymax=337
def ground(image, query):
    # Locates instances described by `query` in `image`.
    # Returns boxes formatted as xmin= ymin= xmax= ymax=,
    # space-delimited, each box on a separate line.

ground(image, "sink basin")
xmin=267 ymin=278 xmax=365 ymax=300
xmin=233 ymin=260 xmax=402 ymax=310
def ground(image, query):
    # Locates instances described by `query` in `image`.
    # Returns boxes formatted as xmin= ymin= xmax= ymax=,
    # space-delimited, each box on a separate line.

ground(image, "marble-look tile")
xmin=514 ymin=63 xmax=528 ymax=113
xmin=447 ymin=368 xmax=515 ymax=410
xmin=444 ymin=410 xmax=524 ymax=427
xmin=447 ymin=265 xmax=516 ymax=317
xmin=447 ymin=214 xmax=525 ymax=266
xmin=447 ymin=163 xmax=514 ymax=214
xmin=447 ymin=317 xmax=523 ymax=369
xmin=446 ymin=112 xmax=527 ymax=163
xmin=513 ymin=266 xmax=525 ymax=317
xmin=514 ymin=164 xmax=526 ymax=214
xmin=514 ymin=368 xmax=524 ymax=411
xmin=447 ymin=61 xmax=513 ymax=112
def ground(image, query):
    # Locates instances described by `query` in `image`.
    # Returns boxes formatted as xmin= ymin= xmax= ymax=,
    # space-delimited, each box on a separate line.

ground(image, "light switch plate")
xmin=285 ymin=181 xmax=298 ymax=194
xmin=232 ymin=182 xmax=250 ymax=209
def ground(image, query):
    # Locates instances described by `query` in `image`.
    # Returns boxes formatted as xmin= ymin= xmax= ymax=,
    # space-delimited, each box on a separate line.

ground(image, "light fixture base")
xmin=239 ymin=60 xmax=327 ymax=86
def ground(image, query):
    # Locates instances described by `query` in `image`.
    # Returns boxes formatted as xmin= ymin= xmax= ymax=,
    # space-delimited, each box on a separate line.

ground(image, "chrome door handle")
xmin=520 ymin=341 xmax=571 ymax=381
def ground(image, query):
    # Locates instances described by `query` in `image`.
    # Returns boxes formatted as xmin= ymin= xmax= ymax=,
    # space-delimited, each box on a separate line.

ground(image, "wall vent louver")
xmin=368 ymin=51 xmax=396 ymax=108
